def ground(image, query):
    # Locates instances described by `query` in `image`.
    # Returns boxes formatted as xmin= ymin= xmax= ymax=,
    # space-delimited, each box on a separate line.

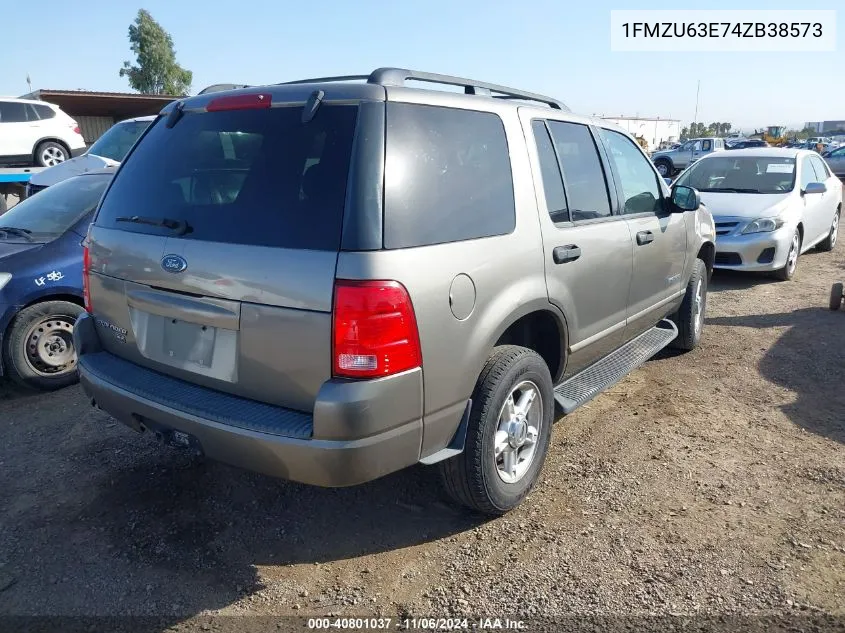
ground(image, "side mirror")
xmin=671 ymin=185 xmax=700 ymax=212
xmin=802 ymin=182 xmax=827 ymax=195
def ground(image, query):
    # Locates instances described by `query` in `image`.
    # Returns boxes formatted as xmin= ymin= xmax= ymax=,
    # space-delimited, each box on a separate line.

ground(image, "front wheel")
xmin=671 ymin=258 xmax=708 ymax=351
xmin=437 ymin=345 xmax=554 ymax=515
xmin=2 ymin=301 xmax=83 ymax=391
xmin=773 ymin=229 xmax=801 ymax=281
xmin=817 ymin=210 xmax=839 ymax=252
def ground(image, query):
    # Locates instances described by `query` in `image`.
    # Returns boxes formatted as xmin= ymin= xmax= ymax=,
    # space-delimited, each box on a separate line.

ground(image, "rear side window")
xmin=810 ymin=155 xmax=829 ymax=181
xmin=531 ymin=120 xmax=569 ymax=223
xmin=384 ymin=103 xmax=515 ymax=249
xmin=0 ymin=101 xmax=27 ymax=123
xmin=33 ymin=104 xmax=56 ymax=120
xmin=546 ymin=121 xmax=612 ymax=221
xmin=95 ymin=105 xmax=358 ymax=250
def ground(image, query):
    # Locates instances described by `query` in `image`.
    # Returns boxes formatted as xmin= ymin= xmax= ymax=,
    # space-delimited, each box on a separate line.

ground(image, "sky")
xmin=0 ymin=0 xmax=841 ymax=131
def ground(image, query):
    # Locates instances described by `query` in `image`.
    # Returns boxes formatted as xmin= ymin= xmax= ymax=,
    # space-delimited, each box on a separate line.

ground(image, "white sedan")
xmin=672 ymin=148 xmax=842 ymax=280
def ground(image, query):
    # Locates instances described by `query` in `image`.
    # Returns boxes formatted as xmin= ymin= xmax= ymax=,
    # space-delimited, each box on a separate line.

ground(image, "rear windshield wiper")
xmin=0 ymin=227 xmax=35 ymax=241
xmin=115 ymin=216 xmax=191 ymax=235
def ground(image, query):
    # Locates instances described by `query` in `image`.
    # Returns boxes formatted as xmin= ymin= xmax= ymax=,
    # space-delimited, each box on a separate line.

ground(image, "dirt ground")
xmin=1 ymin=218 xmax=843 ymax=632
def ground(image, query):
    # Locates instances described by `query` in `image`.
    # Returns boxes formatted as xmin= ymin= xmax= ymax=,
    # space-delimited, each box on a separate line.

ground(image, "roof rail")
xmin=197 ymin=83 xmax=252 ymax=95
xmin=280 ymin=67 xmax=568 ymax=111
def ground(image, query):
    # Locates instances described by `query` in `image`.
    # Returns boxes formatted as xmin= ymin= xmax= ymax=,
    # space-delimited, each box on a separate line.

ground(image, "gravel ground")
xmin=0 ymin=216 xmax=843 ymax=632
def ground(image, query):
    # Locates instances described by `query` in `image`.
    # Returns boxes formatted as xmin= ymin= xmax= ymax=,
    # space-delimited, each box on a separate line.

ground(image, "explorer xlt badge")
xmin=161 ymin=254 xmax=187 ymax=273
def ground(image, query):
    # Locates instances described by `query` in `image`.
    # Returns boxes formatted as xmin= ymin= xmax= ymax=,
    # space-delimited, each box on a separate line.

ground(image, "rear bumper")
xmin=74 ymin=313 xmax=423 ymax=487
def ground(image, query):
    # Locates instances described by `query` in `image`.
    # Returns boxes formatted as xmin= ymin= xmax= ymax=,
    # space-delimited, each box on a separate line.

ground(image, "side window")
xmin=33 ymin=104 xmax=56 ymax=120
xmin=691 ymin=140 xmax=702 ymax=152
xmin=799 ymin=157 xmax=816 ymax=190
xmin=25 ymin=105 xmax=40 ymax=121
xmin=0 ymin=101 xmax=27 ymax=123
xmin=598 ymin=128 xmax=662 ymax=215
xmin=810 ymin=155 xmax=829 ymax=181
xmin=384 ymin=103 xmax=515 ymax=249
xmin=701 ymin=139 xmax=712 ymax=152
xmin=531 ymin=120 xmax=569 ymax=223
xmin=546 ymin=121 xmax=611 ymax=221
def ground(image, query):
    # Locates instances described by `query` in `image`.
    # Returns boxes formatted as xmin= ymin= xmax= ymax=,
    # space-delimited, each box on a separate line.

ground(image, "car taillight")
xmin=72 ymin=125 xmax=81 ymax=135
xmin=332 ymin=280 xmax=421 ymax=379
xmin=82 ymin=244 xmax=92 ymax=313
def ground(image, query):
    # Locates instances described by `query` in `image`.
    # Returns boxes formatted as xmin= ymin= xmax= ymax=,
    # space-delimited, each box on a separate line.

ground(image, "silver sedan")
xmin=672 ymin=148 xmax=842 ymax=280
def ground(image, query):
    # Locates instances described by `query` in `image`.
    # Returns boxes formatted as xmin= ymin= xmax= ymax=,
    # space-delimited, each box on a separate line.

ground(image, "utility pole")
xmin=692 ymin=79 xmax=700 ymax=135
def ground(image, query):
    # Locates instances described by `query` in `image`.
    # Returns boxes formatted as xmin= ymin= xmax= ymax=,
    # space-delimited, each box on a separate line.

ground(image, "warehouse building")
xmin=804 ymin=120 xmax=845 ymax=134
xmin=601 ymin=116 xmax=681 ymax=152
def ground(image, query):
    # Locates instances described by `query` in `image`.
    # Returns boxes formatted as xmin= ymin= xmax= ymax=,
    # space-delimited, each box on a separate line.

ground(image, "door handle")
xmin=553 ymin=244 xmax=581 ymax=264
xmin=636 ymin=230 xmax=654 ymax=245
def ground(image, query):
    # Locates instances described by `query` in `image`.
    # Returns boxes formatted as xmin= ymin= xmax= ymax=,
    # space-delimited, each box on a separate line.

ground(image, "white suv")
xmin=0 ymin=98 xmax=87 ymax=167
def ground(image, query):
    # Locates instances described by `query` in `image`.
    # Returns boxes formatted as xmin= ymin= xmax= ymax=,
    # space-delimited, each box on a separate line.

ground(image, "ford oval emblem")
xmin=161 ymin=254 xmax=188 ymax=273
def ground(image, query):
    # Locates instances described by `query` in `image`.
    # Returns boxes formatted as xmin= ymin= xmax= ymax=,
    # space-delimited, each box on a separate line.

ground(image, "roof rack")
xmin=281 ymin=67 xmax=568 ymax=111
xmin=197 ymin=83 xmax=252 ymax=95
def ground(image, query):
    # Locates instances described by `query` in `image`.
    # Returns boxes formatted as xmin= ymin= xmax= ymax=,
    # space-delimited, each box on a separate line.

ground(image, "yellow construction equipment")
xmin=752 ymin=126 xmax=788 ymax=146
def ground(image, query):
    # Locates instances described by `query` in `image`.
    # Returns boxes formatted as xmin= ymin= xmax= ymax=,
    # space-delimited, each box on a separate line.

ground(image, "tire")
xmin=34 ymin=141 xmax=69 ymax=167
xmin=817 ymin=210 xmax=839 ymax=252
xmin=831 ymin=282 xmax=844 ymax=311
xmin=670 ymin=258 xmax=707 ymax=351
xmin=2 ymin=300 xmax=84 ymax=391
xmin=437 ymin=345 xmax=554 ymax=515
xmin=773 ymin=229 xmax=801 ymax=281
xmin=654 ymin=159 xmax=672 ymax=178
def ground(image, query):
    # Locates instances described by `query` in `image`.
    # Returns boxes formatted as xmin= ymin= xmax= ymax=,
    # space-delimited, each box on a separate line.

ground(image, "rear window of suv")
xmin=94 ymin=105 xmax=358 ymax=251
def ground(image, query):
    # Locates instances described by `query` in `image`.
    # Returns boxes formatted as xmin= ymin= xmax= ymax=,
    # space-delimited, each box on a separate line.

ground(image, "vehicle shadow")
xmin=708 ymin=269 xmax=780 ymax=293
xmin=0 ymin=379 xmax=44 ymax=402
xmin=0 ymin=405 xmax=482 ymax=630
xmin=706 ymin=307 xmax=845 ymax=445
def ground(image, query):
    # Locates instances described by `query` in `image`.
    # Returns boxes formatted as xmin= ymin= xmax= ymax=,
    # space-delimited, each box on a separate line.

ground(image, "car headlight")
xmin=741 ymin=217 xmax=785 ymax=235
xmin=0 ymin=273 xmax=11 ymax=290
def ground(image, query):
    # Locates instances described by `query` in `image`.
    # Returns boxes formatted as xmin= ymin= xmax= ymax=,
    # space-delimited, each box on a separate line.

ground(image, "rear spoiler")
xmin=197 ymin=84 xmax=252 ymax=95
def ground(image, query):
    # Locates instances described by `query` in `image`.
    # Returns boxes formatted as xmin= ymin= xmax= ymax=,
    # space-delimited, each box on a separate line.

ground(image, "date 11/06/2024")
xmin=307 ymin=617 xmax=527 ymax=630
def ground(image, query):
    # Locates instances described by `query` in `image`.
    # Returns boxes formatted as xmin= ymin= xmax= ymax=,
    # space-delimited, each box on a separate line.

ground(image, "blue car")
xmin=0 ymin=169 xmax=113 ymax=390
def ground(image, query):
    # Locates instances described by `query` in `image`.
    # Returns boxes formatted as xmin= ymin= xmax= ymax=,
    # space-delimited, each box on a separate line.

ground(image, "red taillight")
xmin=72 ymin=126 xmax=81 ymax=135
xmin=82 ymin=245 xmax=92 ymax=313
xmin=206 ymin=93 xmax=272 ymax=112
xmin=332 ymin=280 xmax=422 ymax=379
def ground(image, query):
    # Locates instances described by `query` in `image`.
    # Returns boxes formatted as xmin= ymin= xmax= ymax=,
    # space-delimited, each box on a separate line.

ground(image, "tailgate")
xmin=86 ymin=98 xmax=359 ymax=412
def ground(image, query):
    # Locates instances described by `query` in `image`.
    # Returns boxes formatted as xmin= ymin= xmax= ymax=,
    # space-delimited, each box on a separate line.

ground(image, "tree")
xmin=119 ymin=9 xmax=192 ymax=96
xmin=680 ymin=121 xmax=732 ymax=141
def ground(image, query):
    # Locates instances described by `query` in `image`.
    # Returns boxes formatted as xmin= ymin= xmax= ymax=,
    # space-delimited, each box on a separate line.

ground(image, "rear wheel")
xmin=773 ymin=229 xmax=801 ymax=281
xmin=671 ymin=259 xmax=708 ymax=351
xmin=2 ymin=301 xmax=83 ymax=391
xmin=438 ymin=345 xmax=554 ymax=515
xmin=830 ymin=283 xmax=844 ymax=311
xmin=817 ymin=210 xmax=839 ymax=252
xmin=34 ymin=141 xmax=69 ymax=167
